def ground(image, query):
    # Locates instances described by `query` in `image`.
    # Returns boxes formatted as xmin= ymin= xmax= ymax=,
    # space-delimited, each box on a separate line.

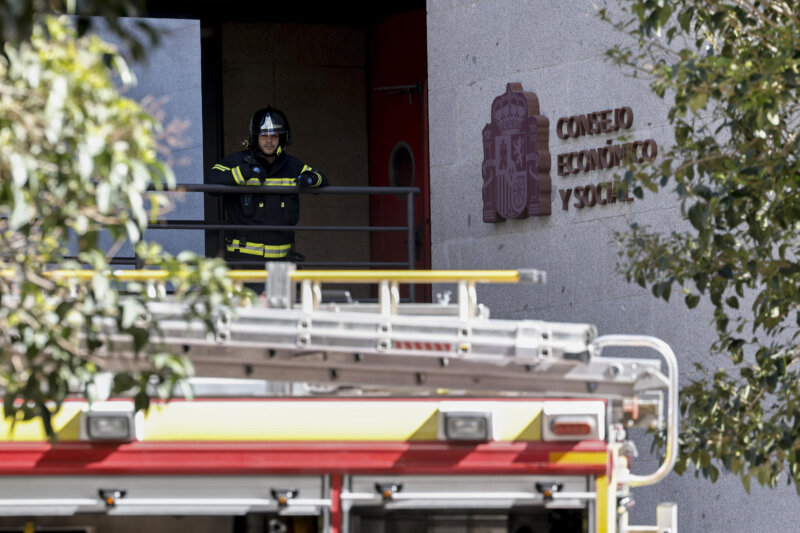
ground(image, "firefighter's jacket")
xmin=208 ymin=149 xmax=328 ymax=259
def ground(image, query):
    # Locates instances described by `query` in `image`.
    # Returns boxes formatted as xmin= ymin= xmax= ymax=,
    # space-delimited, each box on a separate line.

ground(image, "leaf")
xmin=112 ymin=373 xmax=136 ymax=393
xmin=120 ymin=298 xmax=144 ymax=329
xmin=678 ymin=7 xmax=694 ymax=32
xmin=688 ymin=92 xmax=708 ymax=112
xmin=766 ymin=111 xmax=779 ymax=126
xmin=688 ymin=202 xmax=707 ymax=230
xmin=685 ymin=293 xmax=700 ymax=309
xmin=134 ymin=391 xmax=150 ymax=413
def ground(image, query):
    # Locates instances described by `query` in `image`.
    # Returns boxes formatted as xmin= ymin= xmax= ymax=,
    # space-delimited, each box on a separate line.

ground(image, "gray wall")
xmin=426 ymin=0 xmax=799 ymax=531
xmin=96 ymin=18 xmax=205 ymax=259
xmin=220 ymin=22 xmax=370 ymax=264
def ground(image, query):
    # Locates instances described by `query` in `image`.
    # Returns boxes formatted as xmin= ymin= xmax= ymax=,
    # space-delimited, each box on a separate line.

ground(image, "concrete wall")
xmin=220 ymin=22 xmax=370 ymax=264
xmin=425 ymin=0 xmax=799 ymax=531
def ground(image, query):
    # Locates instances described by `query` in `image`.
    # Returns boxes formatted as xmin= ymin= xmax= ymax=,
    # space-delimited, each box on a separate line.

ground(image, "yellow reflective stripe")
xmin=264 ymin=250 xmax=289 ymax=258
xmin=212 ymin=164 xmax=230 ymax=171
xmin=227 ymin=244 xmax=265 ymax=256
xmin=596 ymin=475 xmax=611 ymax=533
xmin=245 ymin=178 xmax=261 ymax=186
xmin=0 ymin=405 xmax=83 ymax=441
xmin=0 ymin=400 xmax=553 ymax=443
xmin=547 ymin=451 xmax=608 ymax=465
xmin=227 ymin=240 xmax=290 ymax=258
xmin=264 ymin=244 xmax=291 ymax=258
xmin=143 ymin=402 xmax=440 ymax=441
xmin=228 ymin=239 xmax=264 ymax=254
xmin=231 ymin=166 xmax=246 ymax=185
xmin=300 ymin=165 xmax=322 ymax=187
xmin=140 ymin=401 xmax=545 ymax=442
xmin=264 ymin=178 xmax=296 ymax=186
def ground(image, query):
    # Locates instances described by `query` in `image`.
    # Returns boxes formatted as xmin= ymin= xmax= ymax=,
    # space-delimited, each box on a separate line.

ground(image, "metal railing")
xmin=140 ymin=183 xmax=419 ymax=270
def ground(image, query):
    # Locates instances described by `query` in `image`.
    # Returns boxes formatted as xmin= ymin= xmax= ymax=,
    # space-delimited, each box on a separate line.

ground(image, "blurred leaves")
xmin=0 ymin=0 xmax=156 ymax=60
xmin=601 ymin=1 xmax=800 ymax=491
xmin=0 ymin=16 xmax=253 ymax=437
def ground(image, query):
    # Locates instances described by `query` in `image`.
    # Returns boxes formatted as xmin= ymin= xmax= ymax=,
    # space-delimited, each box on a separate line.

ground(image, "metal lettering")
xmin=559 ymin=188 xmax=572 ymax=210
xmin=555 ymin=138 xmax=656 ymax=176
xmin=596 ymin=182 xmax=608 ymax=205
xmin=558 ymin=182 xmax=625 ymax=211
xmin=584 ymin=184 xmax=597 ymax=207
xmin=573 ymin=186 xmax=585 ymax=209
xmin=598 ymin=110 xmax=612 ymax=133
xmin=633 ymin=141 xmax=644 ymax=163
xmin=567 ymin=116 xmax=579 ymax=138
xmin=614 ymin=180 xmax=634 ymax=203
xmin=619 ymin=107 xmax=634 ymax=129
xmin=555 ymin=107 xmax=634 ymax=139
xmin=557 ymin=153 xmax=569 ymax=176
xmin=643 ymin=139 xmax=658 ymax=161
xmin=568 ymin=152 xmax=578 ymax=175
xmin=556 ymin=117 xmax=568 ymax=140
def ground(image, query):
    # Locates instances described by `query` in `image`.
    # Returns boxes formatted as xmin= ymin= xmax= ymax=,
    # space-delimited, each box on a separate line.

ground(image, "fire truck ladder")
xmin=88 ymin=262 xmax=678 ymax=491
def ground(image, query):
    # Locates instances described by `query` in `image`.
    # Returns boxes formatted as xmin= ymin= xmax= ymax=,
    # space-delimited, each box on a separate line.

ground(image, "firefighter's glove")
xmin=295 ymin=171 xmax=317 ymax=192
xmin=233 ymin=163 xmax=258 ymax=179
xmin=239 ymin=157 xmax=263 ymax=179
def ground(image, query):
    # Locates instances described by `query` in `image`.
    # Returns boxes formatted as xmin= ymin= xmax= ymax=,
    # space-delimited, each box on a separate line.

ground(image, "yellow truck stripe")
xmin=0 ymin=404 xmax=82 ymax=441
xmin=547 ymin=451 xmax=608 ymax=465
xmin=0 ymin=401 xmax=548 ymax=443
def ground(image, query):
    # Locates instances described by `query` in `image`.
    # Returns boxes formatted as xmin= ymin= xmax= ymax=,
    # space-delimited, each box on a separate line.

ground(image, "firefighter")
xmin=208 ymin=106 xmax=328 ymax=262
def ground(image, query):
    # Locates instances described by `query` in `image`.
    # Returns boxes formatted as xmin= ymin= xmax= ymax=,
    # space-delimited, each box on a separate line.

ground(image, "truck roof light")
xmin=443 ymin=412 xmax=491 ymax=441
xmin=542 ymin=402 xmax=604 ymax=441
xmin=550 ymin=415 xmax=596 ymax=437
xmin=86 ymin=414 xmax=132 ymax=441
xmin=81 ymin=402 xmax=140 ymax=442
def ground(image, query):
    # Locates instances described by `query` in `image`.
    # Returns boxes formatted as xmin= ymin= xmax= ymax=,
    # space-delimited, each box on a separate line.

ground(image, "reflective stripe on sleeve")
xmin=231 ymin=166 xmax=246 ymax=185
xmin=300 ymin=165 xmax=322 ymax=187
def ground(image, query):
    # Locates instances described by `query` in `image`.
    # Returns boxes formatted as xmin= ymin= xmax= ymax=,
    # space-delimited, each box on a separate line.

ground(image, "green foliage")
xmin=0 ymin=0 xmax=156 ymax=59
xmin=0 ymin=16 xmax=252 ymax=437
xmin=601 ymin=1 xmax=800 ymax=490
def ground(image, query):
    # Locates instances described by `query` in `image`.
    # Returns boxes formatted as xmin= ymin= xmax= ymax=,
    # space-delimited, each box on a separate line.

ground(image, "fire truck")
xmin=0 ymin=264 xmax=677 ymax=533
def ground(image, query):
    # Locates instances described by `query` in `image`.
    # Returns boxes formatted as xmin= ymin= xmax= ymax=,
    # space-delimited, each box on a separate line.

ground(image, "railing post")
xmin=406 ymin=190 xmax=416 ymax=302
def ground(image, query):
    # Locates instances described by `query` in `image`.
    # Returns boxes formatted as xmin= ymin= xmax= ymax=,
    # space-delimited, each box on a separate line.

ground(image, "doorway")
xmin=368 ymin=9 xmax=431 ymax=301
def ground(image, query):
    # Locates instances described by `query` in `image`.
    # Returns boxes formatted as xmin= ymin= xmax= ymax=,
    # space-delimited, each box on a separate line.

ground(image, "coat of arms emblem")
xmin=481 ymin=83 xmax=551 ymax=222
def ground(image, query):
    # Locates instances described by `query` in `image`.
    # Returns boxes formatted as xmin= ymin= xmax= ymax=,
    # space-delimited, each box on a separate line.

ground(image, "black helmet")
xmin=249 ymin=107 xmax=292 ymax=156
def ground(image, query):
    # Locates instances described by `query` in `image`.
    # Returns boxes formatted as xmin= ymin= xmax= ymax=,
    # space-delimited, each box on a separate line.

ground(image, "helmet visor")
xmin=258 ymin=113 xmax=288 ymax=136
